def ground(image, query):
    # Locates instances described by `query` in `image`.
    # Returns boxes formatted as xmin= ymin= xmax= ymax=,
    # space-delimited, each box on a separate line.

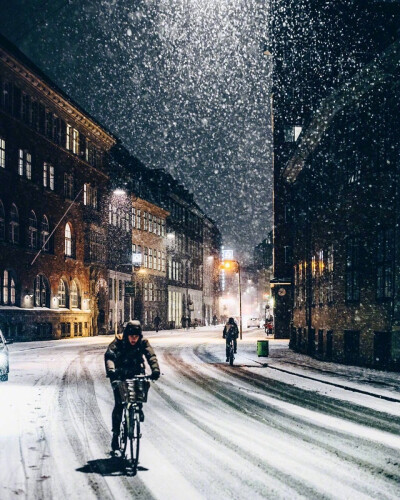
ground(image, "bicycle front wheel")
xmin=128 ymin=409 xmax=140 ymax=474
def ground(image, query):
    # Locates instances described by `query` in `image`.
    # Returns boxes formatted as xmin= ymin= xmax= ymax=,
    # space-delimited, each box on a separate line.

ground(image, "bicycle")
xmin=227 ymin=337 xmax=235 ymax=366
xmin=117 ymin=375 xmax=151 ymax=475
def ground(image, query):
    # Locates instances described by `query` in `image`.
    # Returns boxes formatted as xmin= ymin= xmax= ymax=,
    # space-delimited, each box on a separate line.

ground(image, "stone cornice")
xmin=0 ymin=48 xmax=116 ymax=150
xmin=283 ymin=39 xmax=400 ymax=183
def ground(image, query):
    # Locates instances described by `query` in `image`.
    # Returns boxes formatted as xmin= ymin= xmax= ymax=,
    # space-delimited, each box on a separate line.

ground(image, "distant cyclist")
xmin=104 ymin=320 xmax=160 ymax=452
xmin=222 ymin=317 xmax=239 ymax=362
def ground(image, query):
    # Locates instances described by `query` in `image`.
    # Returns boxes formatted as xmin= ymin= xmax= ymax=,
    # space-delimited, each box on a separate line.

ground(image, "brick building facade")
xmin=0 ymin=35 xmax=115 ymax=340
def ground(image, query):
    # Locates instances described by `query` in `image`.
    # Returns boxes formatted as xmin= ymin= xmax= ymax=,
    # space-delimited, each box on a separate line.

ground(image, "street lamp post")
xmin=221 ymin=259 xmax=243 ymax=340
xmin=113 ymin=263 xmax=133 ymax=337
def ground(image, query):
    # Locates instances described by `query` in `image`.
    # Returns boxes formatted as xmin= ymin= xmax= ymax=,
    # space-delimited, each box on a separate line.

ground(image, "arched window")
xmin=9 ymin=204 xmax=19 ymax=244
xmin=58 ymin=279 xmax=68 ymax=308
xmin=28 ymin=210 xmax=37 ymax=249
xmin=65 ymin=223 xmax=72 ymax=257
xmin=2 ymin=270 xmax=16 ymax=305
xmin=41 ymin=215 xmax=49 ymax=252
xmin=34 ymin=274 xmax=49 ymax=307
xmin=70 ymin=280 xmax=80 ymax=308
xmin=0 ymin=200 xmax=4 ymax=241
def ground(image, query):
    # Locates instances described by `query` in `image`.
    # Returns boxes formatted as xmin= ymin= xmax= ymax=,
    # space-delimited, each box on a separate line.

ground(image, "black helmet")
xmin=123 ymin=320 xmax=142 ymax=339
xmin=228 ymin=317 xmax=235 ymax=324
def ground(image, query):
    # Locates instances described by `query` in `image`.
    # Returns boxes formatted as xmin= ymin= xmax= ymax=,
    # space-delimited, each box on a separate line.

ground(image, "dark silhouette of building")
xmin=271 ymin=1 xmax=400 ymax=367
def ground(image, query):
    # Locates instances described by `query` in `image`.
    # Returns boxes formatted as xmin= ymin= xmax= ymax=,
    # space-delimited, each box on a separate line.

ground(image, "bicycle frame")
xmin=118 ymin=375 xmax=151 ymax=475
xmin=227 ymin=337 xmax=235 ymax=366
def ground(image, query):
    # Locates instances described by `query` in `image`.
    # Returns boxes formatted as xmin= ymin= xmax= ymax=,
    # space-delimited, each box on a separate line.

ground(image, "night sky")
xmin=0 ymin=0 xmax=273 ymax=259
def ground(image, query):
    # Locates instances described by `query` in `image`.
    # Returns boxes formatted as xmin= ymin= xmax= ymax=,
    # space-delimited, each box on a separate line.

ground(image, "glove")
xmin=151 ymin=372 xmax=160 ymax=381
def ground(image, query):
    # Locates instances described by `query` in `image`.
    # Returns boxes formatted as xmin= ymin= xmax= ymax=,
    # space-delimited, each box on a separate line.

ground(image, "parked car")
xmin=0 ymin=330 xmax=10 ymax=382
xmin=247 ymin=317 xmax=261 ymax=328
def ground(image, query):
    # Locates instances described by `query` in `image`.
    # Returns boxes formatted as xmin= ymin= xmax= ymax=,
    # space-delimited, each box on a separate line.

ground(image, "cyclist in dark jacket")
xmin=105 ymin=320 xmax=160 ymax=451
xmin=222 ymin=317 xmax=239 ymax=361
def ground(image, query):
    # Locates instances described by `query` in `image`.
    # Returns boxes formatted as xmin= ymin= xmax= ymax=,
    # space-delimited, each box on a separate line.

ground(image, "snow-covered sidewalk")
xmin=248 ymin=338 xmax=400 ymax=402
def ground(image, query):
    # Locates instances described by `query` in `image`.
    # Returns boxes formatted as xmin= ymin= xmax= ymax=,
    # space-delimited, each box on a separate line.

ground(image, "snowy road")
xmin=1 ymin=328 xmax=400 ymax=500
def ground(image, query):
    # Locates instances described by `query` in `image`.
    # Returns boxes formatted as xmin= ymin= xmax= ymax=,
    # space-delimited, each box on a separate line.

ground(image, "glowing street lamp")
xmin=219 ymin=259 xmax=243 ymax=339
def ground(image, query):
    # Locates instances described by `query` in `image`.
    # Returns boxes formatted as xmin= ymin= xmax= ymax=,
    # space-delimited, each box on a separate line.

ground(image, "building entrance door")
xmin=374 ymin=331 xmax=391 ymax=368
xmin=344 ymin=330 xmax=360 ymax=365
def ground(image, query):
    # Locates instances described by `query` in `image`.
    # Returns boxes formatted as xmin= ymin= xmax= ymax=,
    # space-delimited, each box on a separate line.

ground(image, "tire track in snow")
xmin=58 ymin=348 xmax=154 ymax=499
xmin=157 ymin=349 xmax=336 ymax=500
xmin=196 ymin=344 xmax=400 ymax=434
xmin=158 ymin=345 xmax=400 ymax=499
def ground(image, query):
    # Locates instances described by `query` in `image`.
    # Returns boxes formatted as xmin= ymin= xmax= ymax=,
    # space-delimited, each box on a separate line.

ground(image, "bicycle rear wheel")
xmin=229 ymin=344 xmax=234 ymax=366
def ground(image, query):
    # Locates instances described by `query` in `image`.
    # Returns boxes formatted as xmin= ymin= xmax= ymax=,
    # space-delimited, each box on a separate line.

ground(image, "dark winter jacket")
xmin=223 ymin=322 xmax=239 ymax=340
xmin=104 ymin=337 xmax=160 ymax=381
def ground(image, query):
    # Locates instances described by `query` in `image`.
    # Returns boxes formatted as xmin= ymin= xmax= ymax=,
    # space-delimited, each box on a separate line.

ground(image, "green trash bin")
xmin=257 ymin=340 xmax=269 ymax=357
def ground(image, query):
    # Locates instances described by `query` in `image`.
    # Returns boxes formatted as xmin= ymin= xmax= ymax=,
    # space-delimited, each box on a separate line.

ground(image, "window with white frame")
xmin=65 ymin=222 xmax=72 ymax=257
xmin=132 ymin=207 xmax=136 ymax=228
xmin=43 ymin=162 xmax=55 ymax=190
xmin=41 ymin=215 xmax=49 ymax=251
xmin=0 ymin=137 xmax=5 ymax=168
xmin=9 ymin=204 xmax=19 ymax=244
xmin=136 ymin=209 xmax=141 ymax=229
xmin=28 ymin=210 xmax=38 ymax=249
xmin=18 ymin=149 xmax=32 ymax=179
xmin=83 ymin=183 xmax=98 ymax=209
xmin=34 ymin=274 xmax=49 ymax=307
xmin=148 ymin=213 xmax=152 ymax=233
xmin=149 ymin=248 xmax=153 ymax=269
xmin=144 ymin=247 xmax=148 ymax=268
xmin=66 ymin=124 xmax=72 ymax=150
xmin=143 ymin=211 xmax=148 ymax=231
xmin=72 ymin=128 xmax=79 ymax=154
xmin=162 ymin=252 xmax=166 ymax=272
xmin=153 ymin=249 xmax=157 ymax=270
xmin=58 ymin=279 xmax=68 ymax=307
xmin=2 ymin=270 xmax=16 ymax=305
xmin=70 ymin=280 xmax=80 ymax=308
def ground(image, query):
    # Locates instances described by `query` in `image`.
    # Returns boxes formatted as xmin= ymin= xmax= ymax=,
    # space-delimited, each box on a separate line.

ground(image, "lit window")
xmin=72 ymin=128 xmax=79 ymax=154
xmin=284 ymin=125 xmax=302 ymax=143
xmin=49 ymin=165 xmax=54 ymax=190
xmin=66 ymin=124 xmax=72 ymax=150
xmin=70 ymin=280 xmax=79 ymax=308
xmin=43 ymin=162 xmax=48 ymax=187
xmin=65 ymin=223 xmax=72 ymax=257
xmin=34 ymin=275 xmax=49 ymax=307
xmin=2 ymin=270 xmax=16 ymax=305
xmin=18 ymin=149 xmax=32 ymax=179
xmin=58 ymin=279 xmax=68 ymax=307
xmin=0 ymin=137 xmax=5 ymax=168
